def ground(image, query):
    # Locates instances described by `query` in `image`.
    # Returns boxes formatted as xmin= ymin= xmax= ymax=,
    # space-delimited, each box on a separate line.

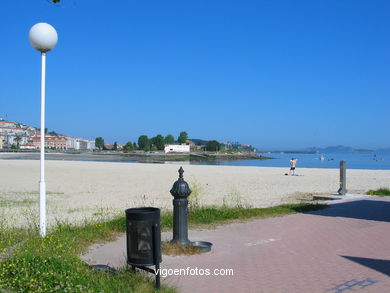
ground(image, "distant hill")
xmin=246 ymin=144 xmax=390 ymax=154
xmin=303 ymin=145 xmax=378 ymax=153
xmin=305 ymin=145 xmax=356 ymax=153
xmin=376 ymin=147 xmax=390 ymax=154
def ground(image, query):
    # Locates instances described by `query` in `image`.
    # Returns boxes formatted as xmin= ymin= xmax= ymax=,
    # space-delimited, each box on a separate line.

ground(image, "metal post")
xmin=153 ymin=224 xmax=161 ymax=289
xmin=337 ymin=160 xmax=347 ymax=195
xmin=170 ymin=167 xmax=191 ymax=246
xmin=39 ymin=52 xmax=47 ymax=237
xmin=172 ymin=197 xmax=190 ymax=245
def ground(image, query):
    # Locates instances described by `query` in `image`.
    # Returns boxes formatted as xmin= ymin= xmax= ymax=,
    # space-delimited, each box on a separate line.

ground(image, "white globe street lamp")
xmin=29 ymin=23 xmax=58 ymax=237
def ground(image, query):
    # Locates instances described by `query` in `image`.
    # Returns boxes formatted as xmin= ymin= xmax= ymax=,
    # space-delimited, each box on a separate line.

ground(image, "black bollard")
xmin=337 ymin=160 xmax=347 ymax=195
xmin=170 ymin=167 xmax=192 ymax=246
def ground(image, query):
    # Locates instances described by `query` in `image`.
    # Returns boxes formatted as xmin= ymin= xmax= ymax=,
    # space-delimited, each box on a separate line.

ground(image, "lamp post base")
xmin=39 ymin=181 xmax=46 ymax=237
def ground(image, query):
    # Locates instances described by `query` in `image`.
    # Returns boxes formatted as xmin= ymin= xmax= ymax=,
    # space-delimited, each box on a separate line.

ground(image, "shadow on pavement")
xmin=341 ymin=256 xmax=390 ymax=277
xmin=306 ymin=200 xmax=390 ymax=223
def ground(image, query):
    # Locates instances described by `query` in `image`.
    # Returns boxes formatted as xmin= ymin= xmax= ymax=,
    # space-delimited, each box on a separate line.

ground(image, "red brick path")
xmin=82 ymin=196 xmax=390 ymax=293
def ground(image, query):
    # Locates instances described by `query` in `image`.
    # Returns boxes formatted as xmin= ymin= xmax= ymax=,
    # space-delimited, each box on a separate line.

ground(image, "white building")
xmin=87 ymin=140 xmax=96 ymax=151
xmin=20 ymin=144 xmax=35 ymax=150
xmin=164 ymin=144 xmax=190 ymax=153
xmin=66 ymin=137 xmax=89 ymax=150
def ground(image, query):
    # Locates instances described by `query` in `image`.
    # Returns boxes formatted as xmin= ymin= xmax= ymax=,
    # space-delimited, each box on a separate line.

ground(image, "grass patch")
xmin=0 ymin=220 xmax=174 ymax=292
xmin=0 ymin=191 xmax=64 ymax=196
xmin=0 ymin=227 xmax=27 ymax=258
xmin=367 ymin=188 xmax=390 ymax=196
xmin=159 ymin=203 xmax=327 ymax=231
xmin=0 ymin=202 xmax=327 ymax=291
xmin=0 ymin=191 xmax=64 ymax=207
xmin=162 ymin=242 xmax=201 ymax=256
xmin=186 ymin=203 xmax=327 ymax=227
xmin=0 ymin=198 xmax=36 ymax=207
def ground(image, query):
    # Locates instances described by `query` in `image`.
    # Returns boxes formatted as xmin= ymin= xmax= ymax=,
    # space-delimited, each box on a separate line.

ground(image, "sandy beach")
xmin=1 ymin=158 xmax=389 ymax=227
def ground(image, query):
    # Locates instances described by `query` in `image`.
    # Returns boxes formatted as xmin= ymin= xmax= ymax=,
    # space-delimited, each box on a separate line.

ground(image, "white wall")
xmin=164 ymin=144 xmax=190 ymax=153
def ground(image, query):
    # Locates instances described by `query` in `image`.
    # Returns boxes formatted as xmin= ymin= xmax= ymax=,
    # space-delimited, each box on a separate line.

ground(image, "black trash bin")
xmin=125 ymin=207 xmax=161 ymax=288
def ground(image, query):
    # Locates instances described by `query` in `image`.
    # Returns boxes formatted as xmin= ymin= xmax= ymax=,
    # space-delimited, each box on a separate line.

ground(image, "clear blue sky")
xmin=1 ymin=0 xmax=389 ymax=150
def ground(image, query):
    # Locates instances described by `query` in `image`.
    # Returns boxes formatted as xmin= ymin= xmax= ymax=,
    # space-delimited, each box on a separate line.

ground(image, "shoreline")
xmin=1 ymin=152 xmax=389 ymax=171
xmin=120 ymin=151 xmax=270 ymax=161
xmin=1 ymin=159 xmax=389 ymax=228
xmin=0 ymin=150 xmax=270 ymax=162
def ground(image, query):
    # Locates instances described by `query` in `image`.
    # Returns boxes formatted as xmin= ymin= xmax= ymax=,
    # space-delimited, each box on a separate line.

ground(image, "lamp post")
xmin=29 ymin=23 xmax=58 ymax=237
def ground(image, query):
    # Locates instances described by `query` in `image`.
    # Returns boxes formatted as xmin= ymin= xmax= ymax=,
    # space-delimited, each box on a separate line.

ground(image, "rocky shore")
xmin=0 ymin=151 xmax=271 ymax=163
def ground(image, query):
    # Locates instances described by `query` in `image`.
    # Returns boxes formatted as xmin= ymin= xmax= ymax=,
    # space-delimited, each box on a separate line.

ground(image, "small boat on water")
xmin=319 ymin=155 xmax=325 ymax=161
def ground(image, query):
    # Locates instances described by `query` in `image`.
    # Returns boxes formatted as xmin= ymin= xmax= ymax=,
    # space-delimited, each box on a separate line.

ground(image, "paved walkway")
xmin=81 ymin=195 xmax=390 ymax=293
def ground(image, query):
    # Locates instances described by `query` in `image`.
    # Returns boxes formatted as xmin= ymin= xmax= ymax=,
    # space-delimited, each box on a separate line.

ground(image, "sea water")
xmin=1 ymin=152 xmax=389 ymax=170
xmin=191 ymin=152 xmax=390 ymax=170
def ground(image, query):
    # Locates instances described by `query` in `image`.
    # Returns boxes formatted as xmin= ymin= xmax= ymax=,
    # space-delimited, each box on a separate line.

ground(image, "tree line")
xmin=95 ymin=131 xmax=221 ymax=152
xmin=95 ymin=131 xmax=190 ymax=151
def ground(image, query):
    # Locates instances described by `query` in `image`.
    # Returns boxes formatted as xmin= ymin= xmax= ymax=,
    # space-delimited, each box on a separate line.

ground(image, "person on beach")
xmin=289 ymin=158 xmax=297 ymax=175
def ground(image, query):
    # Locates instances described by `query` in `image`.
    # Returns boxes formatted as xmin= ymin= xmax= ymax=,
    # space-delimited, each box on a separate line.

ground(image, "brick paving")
xmin=82 ymin=196 xmax=390 ymax=293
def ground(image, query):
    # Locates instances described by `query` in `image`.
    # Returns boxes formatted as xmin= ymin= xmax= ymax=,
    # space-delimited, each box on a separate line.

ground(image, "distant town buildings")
xmin=0 ymin=118 xmax=258 ymax=153
xmin=0 ymin=118 xmax=95 ymax=151
xmin=0 ymin=120 xmax=30 ymax=147
xmin=220 ymin=141 xmax=257 ymax=152
xmin=30 ymin=136 xmax=67 ymax=150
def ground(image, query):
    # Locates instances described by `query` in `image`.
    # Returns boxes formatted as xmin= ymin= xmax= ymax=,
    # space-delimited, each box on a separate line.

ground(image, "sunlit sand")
xmin=1 ymin=159 xmax=389 ymax=227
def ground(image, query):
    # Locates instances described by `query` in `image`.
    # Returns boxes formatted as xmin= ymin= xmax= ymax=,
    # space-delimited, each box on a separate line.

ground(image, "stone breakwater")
xmin=120 ymin=151 xmax=270 ymax=162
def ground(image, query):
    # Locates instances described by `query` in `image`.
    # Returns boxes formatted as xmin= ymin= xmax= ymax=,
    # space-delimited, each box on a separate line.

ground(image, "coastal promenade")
xmin=82 ymin=195 xmax=390 ymax=293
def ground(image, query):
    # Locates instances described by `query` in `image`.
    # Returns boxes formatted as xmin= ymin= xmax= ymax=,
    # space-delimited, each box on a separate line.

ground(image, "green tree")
xmin=48 ymin=131 xmax=60 ymax=136
xmin=113 ymin=142 xmax=118 ymax=151
xmin=37 ymin=128 xmax=48 ymax=135
xmin=95 ymin=137 xmax=105 ymax=150
xmin=123 ymin=142 xmax=134 ymax=151
xmin=178 ymin=131 xmax=188 ymax=144
xmin=15 ymin=135 xmax=22 ymax=148
xmin=138 ymin=135 xmax=150 ymax=151
xmin=206 ymin=140 xmax=220 ymax=151
xmin=151 ymin=134 xmax=165 ymax=150
xmin=164 ymin=134 xmax=175 ymax=145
